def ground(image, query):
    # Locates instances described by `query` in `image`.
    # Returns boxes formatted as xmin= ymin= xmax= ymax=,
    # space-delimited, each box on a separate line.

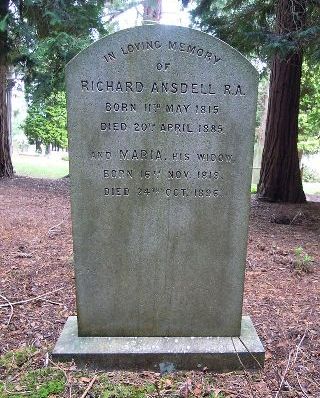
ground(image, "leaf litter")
xmin=0 ymin=176 xmax=319 ymax=397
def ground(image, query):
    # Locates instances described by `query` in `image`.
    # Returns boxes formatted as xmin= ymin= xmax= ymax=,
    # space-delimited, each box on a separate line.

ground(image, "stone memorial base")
xmin=52 ymin=316 xmax=264 ymax=371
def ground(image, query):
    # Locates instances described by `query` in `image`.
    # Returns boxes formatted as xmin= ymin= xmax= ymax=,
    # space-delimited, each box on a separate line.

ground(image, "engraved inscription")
xmin=81 ymin=80 xmax=248 ymax=96
xmin=106 ymin=102 xmax=136 ymax=112
xmin=101 ymin=40 xmax=223 ymax=64
xmin=77 ymin=35 xmax=253 ymax=202
xmin=102 ymin=186 xmax=223 ymax=199
xmin=168 ymin=41 xmax=221 ymax=63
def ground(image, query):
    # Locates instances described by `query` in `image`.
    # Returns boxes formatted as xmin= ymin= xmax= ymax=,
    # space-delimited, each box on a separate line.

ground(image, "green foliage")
xmin=292 ymin=246 xmax=314 ymax=274
xmin=24 ymin=91 xmax=67 ymax=148
xmin=0 ymin=14 xmax=9 ymax=32
xmin=24 ymin=32 xmax=93 ymax=104
xmin=4 ymin=0 xmax=123 ymax=111
xmin=1 ymin=368 xmax=65 ymax=398
xmin=191 ymin=1 xmax=320 ymax=156
xmin=302 ymin=165 xmax=320 ymax=183
xmin=0 ymin=347 xmax=36 ymax=372
xmin=15 ymin=1 xmax=112 ymax=104
xmin=91 ymin=376 xmax=155 ymax=398
xmin=102 ymin=383 xmax=155 ymax=398
xmin=298 ymin=61 xmax=320 ymax=154
xmin=191 ymin=0 xmax=320 ymax=61
xmin=22 ymin=368 xmax=65 ymax=398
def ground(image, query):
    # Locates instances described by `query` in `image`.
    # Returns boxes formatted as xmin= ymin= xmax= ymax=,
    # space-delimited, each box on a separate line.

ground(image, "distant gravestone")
xmin=53 ymin=25 xmax=264 ymax=370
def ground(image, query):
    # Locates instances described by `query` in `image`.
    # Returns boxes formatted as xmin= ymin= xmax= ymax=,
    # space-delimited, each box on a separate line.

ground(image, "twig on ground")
xmin=0 ymin=287 xmax=64 ymax=308
xmin=239 ymin=337 xmax=263 ymax=369
xmin=271 ymin=363 xmax=282 ymax=393
xmin=239 ymin=337 xmax=275 ymax=395
xmin=0 ymin=293 xmax=14 ymax=325
xmin=304 ymin=376 xmax=320 ymax=389
xmin=48 ymin=220 xmax=65 ymax=234
xmin=154 ymin=380 xmax=162 ymax=398
xmin=291 ymin=328 xmax=309 ymax=398
xmin=80 ymin=375 xmax=98 ymax=398
xmin=293 ymin=328 xmax=308 ymax=363
xmin=44 ymin=352 xmax=49 ymax=367
xmin=3 ymin=382 xmax=31 ymax=396
xmin=274 ymin=350 xmax=293 ymax=398
xmin=38 ymin=298 xmax=63 ymax=306
xmin=222 ymin=389 xmax=252 ymax=398
xmin=231 ymin=337 xmax=256 ymax=398
xmin=296 ymin=373 xmax=309 ymax=398
xmin=290 ymin=211 xmax=305 ymax=225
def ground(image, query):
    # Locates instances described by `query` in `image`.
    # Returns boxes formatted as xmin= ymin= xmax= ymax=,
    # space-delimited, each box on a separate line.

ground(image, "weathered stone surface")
xmin=66 ymin=25 xmax=258 ymax=337
xmin=52 ymin=316 xmax=264 ymax=371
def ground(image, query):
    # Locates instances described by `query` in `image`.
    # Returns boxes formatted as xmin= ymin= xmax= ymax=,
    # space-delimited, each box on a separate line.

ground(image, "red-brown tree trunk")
xmin=0 ymin=0 xmax=14 ymax=178
xmin=257 ymin=0 xmax=306 ymax=203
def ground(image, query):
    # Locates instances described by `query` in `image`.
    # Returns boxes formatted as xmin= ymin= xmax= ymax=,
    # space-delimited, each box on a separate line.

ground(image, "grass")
xmin=0 ymin=347 xmax=36 ymax=371
xmin=97 ymin=379 xmax=156 ymax=398
xmin=1 ymin=369 xmax=65 ymax=398
xmin=303 ymin=182 xmax=320 ymax=195
xmin=0 ymin=348 xmax=226 ymax=398
xmin=0 ymin=347 xmax=65 ymax=398
xmin=251 ymin=184 xmax=257 ymax=194
xmin=12 ymin=154 xmax=69 ymax=179
xmin=251 ymin=182 xmax=320 ymax=195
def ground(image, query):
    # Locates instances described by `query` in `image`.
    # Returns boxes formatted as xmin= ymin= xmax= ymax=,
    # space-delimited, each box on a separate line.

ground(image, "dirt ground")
xmin=0 ymin=176 xmax=319 ymax=397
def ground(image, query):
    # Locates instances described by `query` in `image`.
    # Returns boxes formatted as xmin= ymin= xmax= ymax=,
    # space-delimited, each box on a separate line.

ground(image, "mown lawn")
xmin=303 ymin=182 xmax=320 ymax=195
xmin=13 ymin=154 xmax=69 ymax=179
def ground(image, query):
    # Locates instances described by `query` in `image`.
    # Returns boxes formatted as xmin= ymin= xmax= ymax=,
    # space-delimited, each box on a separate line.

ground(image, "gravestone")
xmin=53 ymin=25 xmax=265 ymax=371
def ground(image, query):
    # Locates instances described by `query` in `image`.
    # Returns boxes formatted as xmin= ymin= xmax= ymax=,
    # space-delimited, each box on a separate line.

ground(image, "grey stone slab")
xmin=52 ymin=316 xmax=264 ymax=371
xmin=66 ymin=25 xmax=259 ymax=338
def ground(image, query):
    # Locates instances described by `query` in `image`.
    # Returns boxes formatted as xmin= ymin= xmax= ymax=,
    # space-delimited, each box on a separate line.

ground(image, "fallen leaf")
xmin=80 ymin=377 xmax=91 ymax=383
xmin=193 ymin=386 xmax=202 ymax=396
xmin=179 ymin=378 xmax=192 ymax=398
xmin=265 ymin=351 xmax=273 ymax=360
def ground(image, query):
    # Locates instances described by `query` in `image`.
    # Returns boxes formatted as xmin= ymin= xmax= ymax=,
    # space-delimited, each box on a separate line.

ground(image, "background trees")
xmin=19 ymin=0 xmax=109 ymax=153
xmin=0 ymin=0 xmax=113 ymax=176
xmin=21 ymin=0 xmax=108 ymax=103
xmin=299 ymin=62 xmax=320 ymax=154
xmin=191 ymin=0 xmax=320 ymax=202
xmin=0 ymin=1 xmax=143 ymax=175
xmin=24 ymin=91 xmax=67 ymax=153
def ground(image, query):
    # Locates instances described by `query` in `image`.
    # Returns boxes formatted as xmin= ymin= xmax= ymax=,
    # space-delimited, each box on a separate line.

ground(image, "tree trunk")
xmin=257 ymin=0 xmax=306 ymax=203
xmin=36 ymin=139 xmax=42 ymax=153
xmin=0 ymin=0 xmax=14 ymax=178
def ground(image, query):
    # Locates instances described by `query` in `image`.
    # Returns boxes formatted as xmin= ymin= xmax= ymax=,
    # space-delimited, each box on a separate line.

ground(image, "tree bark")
xmin=257 ymin=0 xmax=306 ymax=203
xmin=0 ymin=0 xmax=14 ymax=178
